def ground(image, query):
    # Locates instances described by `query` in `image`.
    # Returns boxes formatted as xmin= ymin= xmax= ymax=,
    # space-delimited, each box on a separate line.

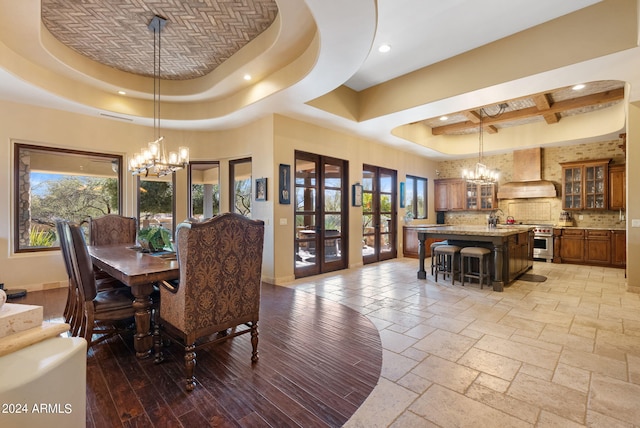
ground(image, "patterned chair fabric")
xmin=155 ymin=212 xmax=265 ymax=391
xmin=89 ymin=214 xmax=137 ymax=246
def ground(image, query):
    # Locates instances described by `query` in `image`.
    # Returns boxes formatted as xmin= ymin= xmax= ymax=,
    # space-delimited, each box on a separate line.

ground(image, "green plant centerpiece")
xmin=137 ymin=226 xmax=173 ymax=252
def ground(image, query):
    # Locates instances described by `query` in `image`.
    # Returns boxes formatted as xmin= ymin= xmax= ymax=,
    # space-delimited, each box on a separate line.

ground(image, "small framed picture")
xmin=352 ymin=183 xmax=363 ymax=207
xmin=255 ymin=177 xmax=267 ymax=201
xmin=279 ymin=164 xmax=291 ymax=204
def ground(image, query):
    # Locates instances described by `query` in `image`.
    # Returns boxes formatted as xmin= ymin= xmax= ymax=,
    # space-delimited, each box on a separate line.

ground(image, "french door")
xmin=294 ymin=151 xmax=348 ymax=278
xmin=362 ymin=165 xmax=397 ymax=264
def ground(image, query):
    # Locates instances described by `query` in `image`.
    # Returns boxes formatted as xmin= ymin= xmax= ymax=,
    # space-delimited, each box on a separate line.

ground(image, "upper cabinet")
xmin=561 ymin=159 xmax=610 ymax=210
xmin=434 ymin=178 xmax=496 ymax=211
xmin=434 ymin=178 xmax=465 ymax=211
xmin=465 ymin=182 xmax=496 ymax=210
xmin=609 ymin=164 xmax=626 ymax=210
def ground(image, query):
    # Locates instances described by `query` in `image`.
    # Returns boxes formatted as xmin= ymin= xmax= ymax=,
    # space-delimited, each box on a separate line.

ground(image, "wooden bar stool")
xmin=430 ymin=240 xmax=448 ymax=275
xmin=433 ymin=244 xmax=461 ymax=285
xmin=460 ymin=247 xmax=491 ymax=289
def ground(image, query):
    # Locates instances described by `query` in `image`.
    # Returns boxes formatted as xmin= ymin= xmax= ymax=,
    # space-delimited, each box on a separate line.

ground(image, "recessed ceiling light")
xmin=439 ymin=116 xmax=448 ymax=121
xmin=572 ymin=84 xmax=586 ymax=91
xmin=243 ymin=74 xmax=252 ymax=81
xmin=118 ymin=90 xmax=126 ymax=95
xmin=378 ymin=44 xmax=391 ymax=53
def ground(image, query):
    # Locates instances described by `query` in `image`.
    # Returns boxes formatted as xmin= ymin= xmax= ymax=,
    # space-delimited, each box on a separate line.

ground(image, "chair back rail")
xmin=89 ymin=214 xmax=137 ymax=246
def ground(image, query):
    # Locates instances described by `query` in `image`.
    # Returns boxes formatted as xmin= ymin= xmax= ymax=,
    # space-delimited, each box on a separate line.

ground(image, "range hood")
xmin=497 ymin=147 xmax=557 ymax=199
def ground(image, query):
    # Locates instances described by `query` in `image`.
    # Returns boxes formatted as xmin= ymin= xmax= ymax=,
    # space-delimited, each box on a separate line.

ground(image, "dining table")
xmin=87 ymin=244 xmax=179 ymax=358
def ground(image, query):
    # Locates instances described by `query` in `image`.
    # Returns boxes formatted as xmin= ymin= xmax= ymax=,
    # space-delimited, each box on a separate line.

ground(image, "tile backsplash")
xmin=437 ymin=138 xmax=626 ymax=228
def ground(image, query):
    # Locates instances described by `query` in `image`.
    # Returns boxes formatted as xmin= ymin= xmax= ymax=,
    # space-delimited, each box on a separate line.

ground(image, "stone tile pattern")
xmin=438 ymin=139 xmax=626 ymax=228
xmin=290 ymin=258 xmax=638 ymax=427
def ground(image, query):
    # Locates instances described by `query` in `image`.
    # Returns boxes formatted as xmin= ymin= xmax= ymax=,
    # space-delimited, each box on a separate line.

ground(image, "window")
xmin=405 ymin=175 xmax=428 ymax=219
xmin=137 ymin=174 xmax=175 ymax=234
xmin=229 ymin=157 xmax=252 ymax=217
xmin=188 ymin=161 xmax=220 ymax=220
xmin=14 ymin=143 xmax=122 ymax=253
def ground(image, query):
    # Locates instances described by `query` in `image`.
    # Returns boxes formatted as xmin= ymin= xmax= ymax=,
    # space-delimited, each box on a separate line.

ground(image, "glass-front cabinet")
xmin=465 ymin=182 xmax=495 ymax=210
xmin=561 ymin=159 xmax=609 ymax=210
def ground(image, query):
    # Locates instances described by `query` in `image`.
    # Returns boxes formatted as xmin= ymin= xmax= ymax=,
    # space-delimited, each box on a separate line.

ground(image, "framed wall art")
xmin=255 ymin=177 xmax=267 ymax=201
xmin=279 ymin=164 xmax=291 ymax=204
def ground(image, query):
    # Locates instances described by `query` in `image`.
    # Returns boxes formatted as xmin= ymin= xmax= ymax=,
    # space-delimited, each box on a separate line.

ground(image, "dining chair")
xmin=63 ymin=221 xmax=137 ymax=348
xmin=56 ymin=220 xmax=79 ymax=334
xmin=154 ymin=212 xmax=265 ymax=391
xmin=89 ymin=214 xmax=137 ymax=246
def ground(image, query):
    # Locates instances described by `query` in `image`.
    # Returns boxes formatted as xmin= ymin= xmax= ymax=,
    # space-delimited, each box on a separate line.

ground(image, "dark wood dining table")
xmin=87 ymin=244 xmax=179 ymax=358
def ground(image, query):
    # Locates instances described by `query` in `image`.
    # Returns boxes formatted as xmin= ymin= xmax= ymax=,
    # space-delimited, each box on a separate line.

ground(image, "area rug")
xmin=518 ymin=274 xmax=547 ymax=282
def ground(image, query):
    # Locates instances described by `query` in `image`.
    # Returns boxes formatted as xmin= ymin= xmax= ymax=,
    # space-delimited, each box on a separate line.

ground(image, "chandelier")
xmin=129 ymin=16 xmax=189 ymax=178
xmin=462 ymin=104 xmax=506 ymax=184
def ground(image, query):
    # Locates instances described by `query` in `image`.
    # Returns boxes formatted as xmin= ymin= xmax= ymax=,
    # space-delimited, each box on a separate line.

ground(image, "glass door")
xmin=362 ymin=165 xmax=397 ymax=264
xmin=294 ymin=151 xmax=348 ymax=278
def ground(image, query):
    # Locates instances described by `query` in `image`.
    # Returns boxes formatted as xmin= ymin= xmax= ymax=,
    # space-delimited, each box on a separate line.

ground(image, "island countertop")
xmin=414 ymin=225 xmax=534 ymax=237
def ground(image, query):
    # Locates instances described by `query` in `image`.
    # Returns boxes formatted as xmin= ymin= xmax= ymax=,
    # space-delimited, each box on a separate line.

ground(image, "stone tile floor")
xmin=286 ymin=258 xmax=638 ymax=427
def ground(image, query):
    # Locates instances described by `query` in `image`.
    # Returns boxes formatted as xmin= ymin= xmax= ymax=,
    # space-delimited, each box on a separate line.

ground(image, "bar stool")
xmin=460 ymin=247 xmax=491 ymax=289
xmin=433 ymin=244 xmax=461 ymax=285
xmin=430 ymin=240 xmax=448 ymax=275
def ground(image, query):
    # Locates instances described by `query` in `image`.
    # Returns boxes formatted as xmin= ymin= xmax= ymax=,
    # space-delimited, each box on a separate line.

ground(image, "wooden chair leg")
xmin=251 ymin=322 xmax=259 ymax=363
xmin=184 ymin=343 xmax=196 ymax=392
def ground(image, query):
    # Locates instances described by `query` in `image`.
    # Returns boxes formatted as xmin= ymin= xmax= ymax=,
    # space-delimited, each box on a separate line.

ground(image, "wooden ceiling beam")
xmin=430 ymin=88 xmax=624 ymax=135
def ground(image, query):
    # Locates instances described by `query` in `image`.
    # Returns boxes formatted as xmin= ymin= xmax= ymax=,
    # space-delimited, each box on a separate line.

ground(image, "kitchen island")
xmin=416 ymin=225 xmax=534 ymax=292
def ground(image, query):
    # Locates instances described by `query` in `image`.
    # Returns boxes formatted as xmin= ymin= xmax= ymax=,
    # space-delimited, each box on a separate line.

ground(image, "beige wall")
xmin=626 ymin=102 xmax=640 ymax=291
xmin=0 ymin=101 xmax=439 ymax=290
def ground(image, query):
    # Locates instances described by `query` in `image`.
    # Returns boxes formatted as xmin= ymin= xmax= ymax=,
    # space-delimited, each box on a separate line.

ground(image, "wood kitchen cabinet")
xmin=559 ymin=228 xmax=585 ymax=263
xmin=554 ymin=228 xmax=625 ymax=268
xmin=585 ymin=230 xmax=611 ymax=265
xmin=434 ymin=178 xmax=465 ymax=211
xmin=402 ymin=226 xmax=444 ymax=258
xmin=609 ymin=164 xmax=626 ymax=210
xmin=561 ymin=159 xmax=610 ymax=210
xmin=465 ymin=182 xmax=496 ymax=210
xmin=611 ymin=230 xmax=627 ymax=267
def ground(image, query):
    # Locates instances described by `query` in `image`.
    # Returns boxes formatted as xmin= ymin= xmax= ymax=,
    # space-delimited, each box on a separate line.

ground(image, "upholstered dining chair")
xmin=154 ymin=212 xmax=265 ymax=391
xmin=89 ymin=214 xmax=137 ymax=246
xmin=63 ymin=221 xmax=137 ymax=348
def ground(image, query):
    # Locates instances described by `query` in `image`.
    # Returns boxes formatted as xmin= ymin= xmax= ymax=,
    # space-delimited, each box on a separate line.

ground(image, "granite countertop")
xmin=414 ymin=224 xmax=533 ymax=237
xmin=554 ymin=226 xmax=626 ymax=231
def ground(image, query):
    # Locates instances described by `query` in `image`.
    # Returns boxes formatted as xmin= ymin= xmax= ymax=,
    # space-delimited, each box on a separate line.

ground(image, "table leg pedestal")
xmin=131 ymin=283 xmax=154 ymax=358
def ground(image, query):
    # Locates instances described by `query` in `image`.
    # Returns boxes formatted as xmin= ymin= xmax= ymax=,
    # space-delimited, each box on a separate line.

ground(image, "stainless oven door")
xmin=533 ymin=235 xmax=553 ymax=262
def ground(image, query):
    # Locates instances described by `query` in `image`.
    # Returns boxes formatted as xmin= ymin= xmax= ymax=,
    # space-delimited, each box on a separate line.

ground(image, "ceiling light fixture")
xmin=118 ymin=90 xmax=126 ymax=95
xmin=378 ymin=44 xmax=391 ymax=53
xmin=129 ymin=15 xmax=189 ymax=178
xmin=572 ymin=83 xmax=586 ymax=91
xmin=462 ymin=104 xmax=507 ymax=184
xmin=243 ymin=73 xmax=252 ymax=81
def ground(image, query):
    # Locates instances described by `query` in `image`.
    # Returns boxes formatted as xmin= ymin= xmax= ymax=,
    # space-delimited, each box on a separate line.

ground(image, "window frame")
xmin=187 ymin=160 xmax=221 ymax=220
xmin=405 ymin=174 xmax=428 ymax=220
xmin=13 ymin=142 xmax=123 ymax=253
xmin=229 ymin=157 xmax=252 ymax=217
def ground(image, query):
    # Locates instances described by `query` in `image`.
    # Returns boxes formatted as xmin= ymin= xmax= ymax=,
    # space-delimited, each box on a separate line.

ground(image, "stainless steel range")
xmin=530 ymin=224 xmax=554 ymax=262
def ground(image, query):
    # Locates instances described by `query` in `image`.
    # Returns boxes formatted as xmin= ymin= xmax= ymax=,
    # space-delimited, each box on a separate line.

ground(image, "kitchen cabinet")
xmin=561 ymin=159 xmax=610 ymax=210
xmin=554 ymin=228 xmax=625 ymax=268
xmin=465 ymin=182 xmax=496 ymax=210
xmin=559 ymin=228 xmax=584 ymax=263
xmin=609 ymin=164 xmax=626 ymax=210
xmin=585 ymin=230 xmax=611 ymax=265
xmin=508 ymin=231 xmax=532 ymax=280
xmin=611 ymin=230 xmax=626 ymax=267
xmin=402 ymin=226 xmax=445 ymax=258
xmin=434 ymin=178 xmax=465 ymax=211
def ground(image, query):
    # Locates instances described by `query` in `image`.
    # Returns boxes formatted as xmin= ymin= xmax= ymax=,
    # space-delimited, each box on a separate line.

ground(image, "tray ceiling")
xmin=41 ymin=0 xmax=279 ymax=80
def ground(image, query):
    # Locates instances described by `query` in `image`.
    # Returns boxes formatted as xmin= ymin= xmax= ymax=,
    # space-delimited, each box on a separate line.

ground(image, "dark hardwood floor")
xmin=13 ymin=283 xmax=382 ymax=427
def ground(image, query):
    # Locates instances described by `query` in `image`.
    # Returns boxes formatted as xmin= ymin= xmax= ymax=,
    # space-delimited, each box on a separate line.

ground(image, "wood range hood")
xmin=497 ymin=147 xmax=557 ymax=199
